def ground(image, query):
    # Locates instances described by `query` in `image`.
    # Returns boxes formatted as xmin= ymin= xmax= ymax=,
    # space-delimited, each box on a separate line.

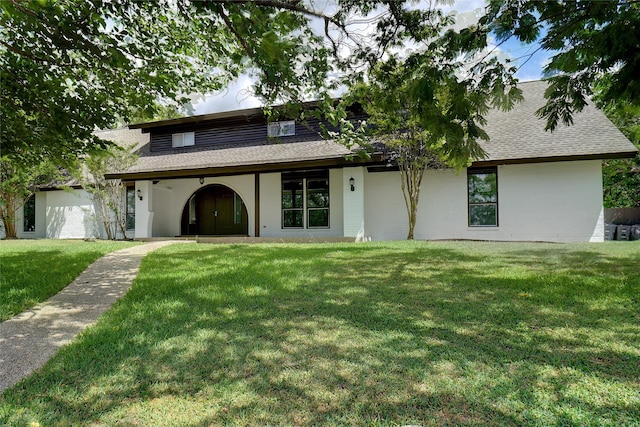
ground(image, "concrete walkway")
xmin=0 ymin=241 xmax=188 ymax=393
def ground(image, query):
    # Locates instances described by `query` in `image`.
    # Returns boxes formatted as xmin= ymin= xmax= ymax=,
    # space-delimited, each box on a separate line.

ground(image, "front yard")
xmin=1 ymin=241 xmax=638 ymax=426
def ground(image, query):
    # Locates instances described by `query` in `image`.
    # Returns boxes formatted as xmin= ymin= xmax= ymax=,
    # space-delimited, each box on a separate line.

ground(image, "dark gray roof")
xmin=94 ymin=128 xmax=149 ymax=152
xmin=129 ymin=139 xmax=353 ymax=174
xmin=480 ymin=80 xmax=637 ymax=163
xmin=105 ymin=80 xmax=637 ymax=178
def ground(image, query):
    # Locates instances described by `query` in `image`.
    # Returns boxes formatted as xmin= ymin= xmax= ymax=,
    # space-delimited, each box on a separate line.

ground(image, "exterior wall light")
xmin=199 ymin=177 xmax=205 ymax=185
xmin=349 ymin=177 xmax=355 ymax=192
xmin=137 ymin=189 xmax=143 ymax=201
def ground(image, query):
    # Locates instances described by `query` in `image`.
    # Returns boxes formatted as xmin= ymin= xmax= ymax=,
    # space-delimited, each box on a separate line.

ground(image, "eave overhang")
xmin=470 ymin=150 xmax=638 ymax=167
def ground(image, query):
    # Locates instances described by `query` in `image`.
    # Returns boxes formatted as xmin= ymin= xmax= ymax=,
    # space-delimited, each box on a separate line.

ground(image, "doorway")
xmin=181 ymin=185 xmax=248 ymax=235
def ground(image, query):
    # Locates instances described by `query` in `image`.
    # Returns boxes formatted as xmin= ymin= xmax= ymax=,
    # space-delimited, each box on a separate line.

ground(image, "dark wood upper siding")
xmin=149 ymin=113 xmax=366 ymax=153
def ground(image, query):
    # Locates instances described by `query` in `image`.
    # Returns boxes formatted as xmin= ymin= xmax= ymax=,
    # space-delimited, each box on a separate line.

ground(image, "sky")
xmin=191 ymin=1 xmax=550 ymax=115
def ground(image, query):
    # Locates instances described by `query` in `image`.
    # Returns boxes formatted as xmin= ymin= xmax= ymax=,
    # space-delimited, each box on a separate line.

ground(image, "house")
xmin=8 ymin=81 xmax=637 ymax=242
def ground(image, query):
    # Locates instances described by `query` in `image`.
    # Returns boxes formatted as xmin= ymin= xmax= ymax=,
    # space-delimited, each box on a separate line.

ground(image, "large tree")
xmin=0 ymin=0 xmax=334 ymax=166
xmin=344 ymin=6 xmax=521 ymax=239
xmin=481 ymin=0 xmax=640 ymax=130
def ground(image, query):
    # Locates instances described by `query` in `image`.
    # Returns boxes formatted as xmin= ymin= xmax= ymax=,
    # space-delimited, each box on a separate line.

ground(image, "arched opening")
xmin=180 ymin=184 xmax=248 ymax=236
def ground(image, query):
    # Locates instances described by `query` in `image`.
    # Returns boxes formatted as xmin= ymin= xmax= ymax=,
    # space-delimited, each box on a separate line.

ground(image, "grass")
xmin=1 ymin=241 xmax=639 ymax=426
xmin=0 ymin=239 xmax=140 ymax=321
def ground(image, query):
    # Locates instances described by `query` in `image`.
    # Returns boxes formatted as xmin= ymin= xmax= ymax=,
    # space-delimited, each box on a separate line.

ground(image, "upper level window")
xmin=468 ymin=167 xmax=498 ymax=227
xmin=23 ymin=195 xmax=35 ymax=232
xmin=282 ymin=171 xmax=329 ymax=229
xmin=172 ymin=131 xmax=195 ymax=148
xmin=268 ymin=120 xmax=295 ymax=137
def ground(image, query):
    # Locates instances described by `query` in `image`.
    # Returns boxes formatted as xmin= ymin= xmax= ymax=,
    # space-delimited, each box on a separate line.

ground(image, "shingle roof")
xmin=480 ymin=80 xmax=637 ymax=163
xmin=105 ymin=80 xmax=637 ymax=179
xmin=94 ymin=127 xmax=149 ymax=152
xmin=129 ymin=139 xmax=353 ymax=174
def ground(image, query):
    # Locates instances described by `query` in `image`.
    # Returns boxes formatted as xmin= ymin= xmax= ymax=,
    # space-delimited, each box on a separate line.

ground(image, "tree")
xmin=0 ymin=0 xmax=333 ymax=166
xmin=79 ymin=146 xmax=139 ymax=240
xmin=481 ymin=0 xmax=640 ymax=131
xmin=0 ymin=157 xmax=64 ymax=239
xmin=344 ymin=3 xmax=522 ymax=239
xmin=594 ymin=78 xmax=640 ymax=208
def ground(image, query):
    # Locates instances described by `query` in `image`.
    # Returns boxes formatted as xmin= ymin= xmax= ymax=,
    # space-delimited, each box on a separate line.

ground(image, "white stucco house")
xmin=8 ymin=81 xmax=638 ymax=242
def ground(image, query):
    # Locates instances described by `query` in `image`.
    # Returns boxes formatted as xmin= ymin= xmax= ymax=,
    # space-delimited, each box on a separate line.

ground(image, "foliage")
xmin=344 ymin=6 xmax=522 ymax=238
xmin=0 ymin=0 xmax=330 ymax=167
xmin=1 ymin=241 xmax=638 ymax=425
xmin=482 ymin=0 xmax=640 ymax=131
xmin=0 ymin=157 xmax=65 ymax=239
xmin=0 ymin=240 xmax=139 ymax=321
xmin=79 ymin=146 xmax=138 ymax=240
xmin=593 ymin=76 xmax=640 ymax=208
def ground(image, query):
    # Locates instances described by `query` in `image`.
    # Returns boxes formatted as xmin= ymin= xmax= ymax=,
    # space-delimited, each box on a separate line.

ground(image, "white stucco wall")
xmin=46 ymin=189 xmax=101 ymax=239
xmin=259 ymin=169 xmax=344 ymax=238
xmin=365 ymin=160 xmax=604 ymax=243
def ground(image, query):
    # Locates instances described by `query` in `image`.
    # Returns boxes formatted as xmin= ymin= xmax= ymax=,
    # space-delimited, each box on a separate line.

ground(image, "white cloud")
xmin=191 ymin=75 xmax=262 ymax=115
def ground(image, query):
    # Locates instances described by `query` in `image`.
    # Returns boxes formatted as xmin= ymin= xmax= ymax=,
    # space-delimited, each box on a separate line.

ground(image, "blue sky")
xmin=498 ymin=35 xmax=549 ymax=81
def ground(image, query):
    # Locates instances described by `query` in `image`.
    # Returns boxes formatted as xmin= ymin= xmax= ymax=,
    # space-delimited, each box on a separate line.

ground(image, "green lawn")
xmin=1 ymin=241 xmax=639 ymax=426
xmin=0 ymin=239 xmax=140 ymax=321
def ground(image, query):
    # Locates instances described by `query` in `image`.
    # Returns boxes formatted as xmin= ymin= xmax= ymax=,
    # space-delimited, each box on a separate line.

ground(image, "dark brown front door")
xmin=183 ymin=185 xmax=248 ymax=235
xmin=211 ymin=186 xmax=235 ymax=235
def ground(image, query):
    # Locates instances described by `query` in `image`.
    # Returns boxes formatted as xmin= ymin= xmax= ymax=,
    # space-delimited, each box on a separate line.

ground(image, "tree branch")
xmin=214 ymin=4 xmax=255 ymax=61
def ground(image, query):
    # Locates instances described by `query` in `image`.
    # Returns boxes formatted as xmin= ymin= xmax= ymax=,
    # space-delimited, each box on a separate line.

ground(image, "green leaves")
xmin=0 ymin=0 xmax=333 ymax=166
xmin=481 ymin=0 xmax=640 ymax=130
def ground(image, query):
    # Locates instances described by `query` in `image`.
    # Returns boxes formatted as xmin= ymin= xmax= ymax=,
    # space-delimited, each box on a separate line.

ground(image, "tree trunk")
xmin=1 ymin=215 xmax=17 ymax=239
xmin=400 ymin=160 xmax=425 ymax=240
xmin=1 ymin=192 xmax=19 ymax=239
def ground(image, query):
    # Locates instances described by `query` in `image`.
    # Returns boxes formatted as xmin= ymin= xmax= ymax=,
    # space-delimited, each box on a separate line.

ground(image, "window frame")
xmin=467 ymin=167 xmax=499 ymax=227
xmin=281 ymin=177 xmax=305 ymax=228
xmin=305 ymin=175 xmax=330 ymax=229
xmin=268 ymin=120 xmax=296 ymax=138
xmin=23 ymin=194 xmax=36 ymax=232
xmin=281 ymin=171 xmax=330 ymax=229
xmin=172 ymin=131 xmax=195 ymax=148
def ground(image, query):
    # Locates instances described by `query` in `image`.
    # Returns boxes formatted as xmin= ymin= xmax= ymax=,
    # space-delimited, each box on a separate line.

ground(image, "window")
xmin=268 ymin=120 xmax=296 ymax=137
xmin=234 ymin=193 xmax=243 ymax=225
xmin=306 ymin=176 xmax=329 ymax=227
xmin=282 ymin=178 xmax=304 ymax=228
xmin=23 ymin=195 xmax=35 ymax=232
xmin=125 ymin=187 xmax=135 ymax=230
xmin=468 ymin=167 xmax=498 ymax=227
xmin=172 ymin=131 xmax=195 ymax=148
xmin=282 ymin=171 xmax=329 ymax=229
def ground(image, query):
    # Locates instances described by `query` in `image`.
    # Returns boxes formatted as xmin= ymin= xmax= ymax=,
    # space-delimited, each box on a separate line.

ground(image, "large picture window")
xmin=468 ymin=167 xmax=498 ymax=227
xmin=23 ymin=195 xmax=35 ymax=232
xmin=282 ymin=171 xmax=329 ymax=229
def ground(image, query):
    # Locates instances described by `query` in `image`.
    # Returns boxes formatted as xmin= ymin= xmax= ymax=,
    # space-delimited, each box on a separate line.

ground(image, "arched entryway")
xmin=181 ymin=184 xmax=248 ymax=235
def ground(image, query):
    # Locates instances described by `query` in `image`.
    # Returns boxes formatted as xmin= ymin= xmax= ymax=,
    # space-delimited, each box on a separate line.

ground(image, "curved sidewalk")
xmin=0 ymin=241 xmax=188 ymax=393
